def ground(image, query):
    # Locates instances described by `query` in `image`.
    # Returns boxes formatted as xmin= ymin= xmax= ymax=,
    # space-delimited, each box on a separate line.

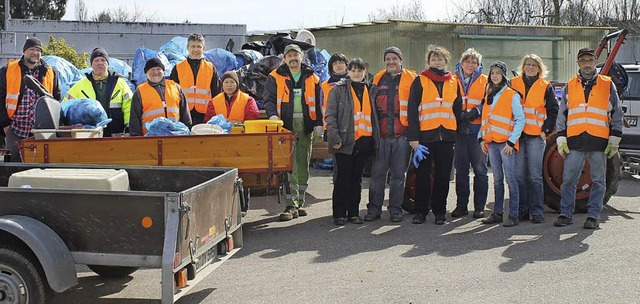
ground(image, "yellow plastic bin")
xmin=244 ymin=120 xmax=283 ymax=133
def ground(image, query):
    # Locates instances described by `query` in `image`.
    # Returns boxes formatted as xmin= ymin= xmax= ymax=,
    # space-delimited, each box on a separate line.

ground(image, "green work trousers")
xmin=287 ymin=118 xmax=313 ymax=207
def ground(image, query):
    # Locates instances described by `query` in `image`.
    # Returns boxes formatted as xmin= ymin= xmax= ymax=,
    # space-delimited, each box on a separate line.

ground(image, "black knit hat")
xmin=23 ymin=37 xmax=43 ymax=52
xmin=490 ymin=61 xmax=508 ymax=78
xmin=384 ymin=46 xmax=402 ymax=60
xmin=90 ymin=47 xmax=109 ymax=64
xmin=144 ymin=58 xmax=165 ymax=73
xmin=328 ymin=53 xmax=348 ymax=75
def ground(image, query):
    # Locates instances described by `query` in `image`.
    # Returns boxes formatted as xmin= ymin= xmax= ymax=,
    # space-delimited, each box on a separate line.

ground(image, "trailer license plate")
xmin=626 ymin=116 xmax=638 ymax=127
xmin=194 ymin=245 xmax=217 ymax=272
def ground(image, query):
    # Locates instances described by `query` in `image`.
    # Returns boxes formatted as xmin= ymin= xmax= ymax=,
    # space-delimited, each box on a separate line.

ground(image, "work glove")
xmin=556 ymin=136 xmax=570 ymax=159
xmin=412 ymin=144 xmax=429 ymax=168
xmin=269 ymin=115 xmax=280 ymax=120
xmin=604 ymin=136 xmax=621 ymax=159
xmin=313 ymin=126 xmax=323 ymax=138
xmin=462 ymin=108 xmax=480 ymax=121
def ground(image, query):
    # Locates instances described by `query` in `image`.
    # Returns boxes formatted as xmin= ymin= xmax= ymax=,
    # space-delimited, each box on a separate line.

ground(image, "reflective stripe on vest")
xmin=566 ymin=75 xmax=611 ymax=139
xmin=176 ymin=59 xmax=213 ymax=114
xmin=417 ymin=75 xmax=457 ymax=131
xmin=479 ymin=87 xmax=519 ymax=149
xmin=5 ymin=60 xmax=54 ymax=118
xmin=270 ymin=70 xmax=319 ymax=120
xmin=454 ymin=73 xmax=487 ymax=125
xmin=511 ymin=76 xmax=548 ymax=136
xmin=372 ymin=68 xmax=417 ymax=127
xmin=351 ymin=85 xmax=373 ymax=140
xmin=210 ymin=91 xmax=250 ymax=122
xmin=138 ymin=80 xmax=181 ymax=135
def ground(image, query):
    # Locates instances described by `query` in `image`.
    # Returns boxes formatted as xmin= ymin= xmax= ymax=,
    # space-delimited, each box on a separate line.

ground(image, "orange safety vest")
xmin=321 ymin=80 xmax=336 ymax=130
xmin=372 ymin=68 xmax=417 ymax=127
xmin=175 ymin=59 xmax=213 ymax=114
xmin=270 ymin=70 xmax=318 ymax=121
xmin=511 ymin=76 xmax=548 ymax=136
xmin=480 ymin=87 xmax=519 ymax=149
xmin=566 ymin=75 xmax=611 ymax=139
xmin=351 ymin=86 xmax=373 ymax=140
xmin=417 ymin=75 xmax=457 ymax=131
xmin=454 ymin=73 xmax=487 ymax=125
xmin=210 ymin=91 xmax=250 ymax=122
xmin=5 ymin=60 xmax=54 ymax=118
xmin=138 ymin=80 xmax=181 ymax=135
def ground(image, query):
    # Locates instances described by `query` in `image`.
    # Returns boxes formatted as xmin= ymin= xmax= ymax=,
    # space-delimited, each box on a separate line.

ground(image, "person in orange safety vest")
xmin=204 ymin=71 xmax=259 ymax=123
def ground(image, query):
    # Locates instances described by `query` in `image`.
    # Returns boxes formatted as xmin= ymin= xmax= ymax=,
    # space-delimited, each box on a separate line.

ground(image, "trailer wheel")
xmin=0 ymin=247 xmax=48 ymax=304
xmin=543 ymin=134 xmax=622 ymax=213
xmin=87 ymin=265 xmax=138 ymax=278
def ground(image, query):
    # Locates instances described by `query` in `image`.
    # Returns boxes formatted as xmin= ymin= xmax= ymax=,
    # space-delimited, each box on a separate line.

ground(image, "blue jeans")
xmin=560 ymin=150 xmax=606 ymax=219
xmin=454 ymin=133 xmax=489 ymax=211
xmin=368 ymin=136 xmax=411 ymax=216
xmin=515 ymin=136 xmax=546 ymax=216
xmin=487 ymin=142 xmax=519 ymax=217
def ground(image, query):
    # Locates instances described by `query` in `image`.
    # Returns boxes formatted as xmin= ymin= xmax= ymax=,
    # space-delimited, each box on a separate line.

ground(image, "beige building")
xmin=249 ymin=20 xmax=612 ymax=82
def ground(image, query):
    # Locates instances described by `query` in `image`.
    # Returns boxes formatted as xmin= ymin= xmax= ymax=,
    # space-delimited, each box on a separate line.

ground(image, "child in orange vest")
xmin=478 ymin=61 xmax=525 ymax=227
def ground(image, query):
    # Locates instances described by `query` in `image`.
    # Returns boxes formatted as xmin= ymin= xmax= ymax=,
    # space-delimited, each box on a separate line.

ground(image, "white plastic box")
xmin=8 ymin=168 xmax=130 ymax=191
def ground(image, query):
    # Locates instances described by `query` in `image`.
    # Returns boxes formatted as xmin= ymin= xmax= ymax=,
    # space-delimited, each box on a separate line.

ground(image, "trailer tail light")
xmin=175 ymin=268 xmax=188 ymax=289
xmin=173 ymin=252 xmax=181 ymax=269
xmin=226 ymin=235 xmax=234 ymax=251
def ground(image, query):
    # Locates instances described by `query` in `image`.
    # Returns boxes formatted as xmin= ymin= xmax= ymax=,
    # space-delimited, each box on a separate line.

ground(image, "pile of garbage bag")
xmin=60 ymin=98 xmax=111 ymax=127
xmin=144 ymin=117 xmax=190 ymax=136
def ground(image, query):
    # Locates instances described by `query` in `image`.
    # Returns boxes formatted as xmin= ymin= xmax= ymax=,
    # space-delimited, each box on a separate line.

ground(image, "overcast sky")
xmin=62 ymin=0 xmax=460 ymax=31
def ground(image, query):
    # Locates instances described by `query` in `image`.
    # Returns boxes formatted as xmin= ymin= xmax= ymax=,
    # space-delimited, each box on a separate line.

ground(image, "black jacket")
xmin=264 ymin=63 xmax=322 ymax=133
xmin=0 ymin=57 xmax=61 ymax=130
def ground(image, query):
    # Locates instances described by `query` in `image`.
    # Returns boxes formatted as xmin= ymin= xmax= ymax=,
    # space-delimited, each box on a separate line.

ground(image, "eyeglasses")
xmin=524 ymin=63 xmax=538 ymax=67
xmin=578 ymin=59 xmax=596 ymax=64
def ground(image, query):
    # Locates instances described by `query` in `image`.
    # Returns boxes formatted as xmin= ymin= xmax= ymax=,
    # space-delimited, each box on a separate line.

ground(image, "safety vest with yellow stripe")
xmin=454 ymin=73 xmax=487 ymax=125
xmin=566 ymin=75 xmax=611 ymax=139
xmin=4 ymin=60 xmax=54 ymax=118
xmin=351 ymin=86 xmax=373 ymax=140
xmin=176 ymin=59 xmax=213 ymax=114
xmin=372 ymin=68 xmax=416 ymax=127
xmin=138 ymin=80 xmax=181 ymax=135
xmin=480 ymin=87 xmax=519 ymax=149
xmin=65 ymin=76 xmax=132 ymax=124
xmin=270 ymin=70 xmax=318 ymax=121
xmin=210 ymin=91 xmax=250 ymax=122
xmin=511 ymin=76 xmax=548 ymax=136
xmin=417 ymin=75 xmax=457 ymax=131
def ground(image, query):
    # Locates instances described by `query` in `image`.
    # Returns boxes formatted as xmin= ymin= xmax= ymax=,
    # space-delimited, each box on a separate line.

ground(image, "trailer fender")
xmin=0 ymin=215 xmax=77 ymax=292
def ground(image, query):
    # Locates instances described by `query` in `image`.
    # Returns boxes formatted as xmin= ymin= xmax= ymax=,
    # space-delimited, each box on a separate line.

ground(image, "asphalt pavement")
xmin=52 ymin=168 xmax=640 ymax=304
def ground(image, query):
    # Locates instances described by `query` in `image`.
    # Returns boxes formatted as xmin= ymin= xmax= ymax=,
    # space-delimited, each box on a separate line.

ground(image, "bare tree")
xmin=368 ymin=0 xmax=425 ymax=21
xmin=91 ymin=3 xmax=156 ymax=23
xmin=74 ymin=0 xmax=88 ymax=21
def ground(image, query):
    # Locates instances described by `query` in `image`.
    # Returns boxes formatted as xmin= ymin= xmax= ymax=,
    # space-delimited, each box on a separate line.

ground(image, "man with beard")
xmin=554 ymin=47 xmax=623 ymax=229
xmin=0 ymin=37 xmax=61 ymax=162
xmin=66 ymin=47 xmax=133 ymax=137
xmin=170 ymin=33 xmax=221 ymax=125
xmin=365 ymin=46 xmax=416 ymax=222
xmin=264 ymin=44 xmax=322 ymax=221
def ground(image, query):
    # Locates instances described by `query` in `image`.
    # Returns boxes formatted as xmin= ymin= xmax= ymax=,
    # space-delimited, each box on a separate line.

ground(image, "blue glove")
xmin=412 ymin=144 xmax=430 ymax=168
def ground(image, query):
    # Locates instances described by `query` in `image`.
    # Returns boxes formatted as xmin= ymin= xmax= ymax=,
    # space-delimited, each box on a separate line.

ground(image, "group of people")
xmin=0 ymin=33 xmax=259 ymax=156
xmin=316 ymin=45 xmax=623 ymax=230
xmin=0 ymin=35 xmax=624 ymax=230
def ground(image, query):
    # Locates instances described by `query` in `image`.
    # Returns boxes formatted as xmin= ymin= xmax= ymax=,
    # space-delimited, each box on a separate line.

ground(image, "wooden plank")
xmin=21 ymin=131 xmax=294 ymax=173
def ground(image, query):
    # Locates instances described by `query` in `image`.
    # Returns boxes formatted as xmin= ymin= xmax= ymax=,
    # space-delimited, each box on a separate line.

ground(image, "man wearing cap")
xmin=365 ymin=46 xmax=417 ymax=223
xmin=203 ymin=71 xmax=259 ymax=123
xmin=264 ymin=43 xmax=322 ymax=221
xmin=554 ymin=47 xmax=623 ymax=229
xmin=0 ymin=37 xmax=61 ymax=162
xmin=66 ymin=47 xmax=133 ymax=137
xmin=170 ymin=33 xmax=221 ymax=125
xmin=129 ymin=58 xmax=192 ymax=136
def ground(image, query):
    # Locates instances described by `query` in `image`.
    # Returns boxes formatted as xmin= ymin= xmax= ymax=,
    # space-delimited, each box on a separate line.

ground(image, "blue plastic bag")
xmin=145 ymin=117 xmax=190 ymax=136
xmin=305 ymin=48 xmax=329 ymax=82
xmin=206 ymin=114 xmax=232 ymax=133
xmin=160 ymin=37 xmax=188 ymax=58
xmin=42 ymin=55 xmax=81 ymax=99
xmin=60 ymin=98 xmax=111 ymax=127
xmin=132 ymin=48 xmax=170 ymax=86
xmin=203 ymin=49 xmax=238 ymax=75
